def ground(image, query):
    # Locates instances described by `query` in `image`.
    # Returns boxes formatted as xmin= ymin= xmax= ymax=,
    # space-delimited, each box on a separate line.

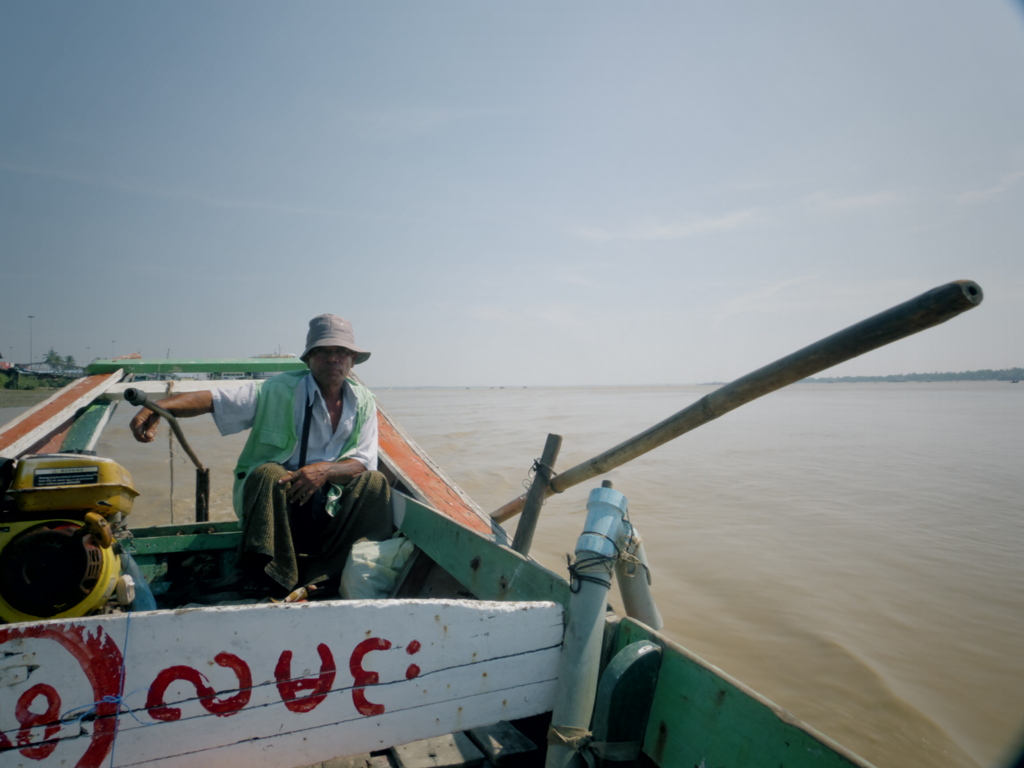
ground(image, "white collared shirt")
xmin=211 ymin=374 xmax=378 ymax=471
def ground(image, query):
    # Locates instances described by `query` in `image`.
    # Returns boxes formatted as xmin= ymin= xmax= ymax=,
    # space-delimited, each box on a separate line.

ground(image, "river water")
xmin=2 ymin=381 xmax=1022 ymax=767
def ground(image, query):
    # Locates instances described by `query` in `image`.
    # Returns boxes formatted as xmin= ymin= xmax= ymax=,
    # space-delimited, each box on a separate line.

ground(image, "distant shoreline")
xmin=803 ymin=367 xmax=1022 ymax=384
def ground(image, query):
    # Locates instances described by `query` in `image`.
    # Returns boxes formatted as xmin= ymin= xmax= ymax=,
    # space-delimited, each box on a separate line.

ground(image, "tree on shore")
xmin=42 ymin=348 xmax=78 ymax=372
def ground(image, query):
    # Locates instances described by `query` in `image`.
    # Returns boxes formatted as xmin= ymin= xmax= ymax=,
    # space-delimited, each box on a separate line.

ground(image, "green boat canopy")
xmin=86 ymin=358 xmax=308 ymax=375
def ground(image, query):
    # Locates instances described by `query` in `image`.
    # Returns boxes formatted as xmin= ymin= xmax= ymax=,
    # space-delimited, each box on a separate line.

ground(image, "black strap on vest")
xmin=298 ymin=396 xmax=314 ymax=469
xmin=293 ymin=395 xmax=330 ymax=554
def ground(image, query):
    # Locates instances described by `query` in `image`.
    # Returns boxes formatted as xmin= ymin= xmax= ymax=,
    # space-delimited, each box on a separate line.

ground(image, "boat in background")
xmin=0 ymin=281 xmax=987 ymax=768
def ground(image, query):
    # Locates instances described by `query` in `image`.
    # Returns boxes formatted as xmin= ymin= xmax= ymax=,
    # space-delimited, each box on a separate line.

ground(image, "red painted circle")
xmin=0 ymin=623 xmax=124 ymax=767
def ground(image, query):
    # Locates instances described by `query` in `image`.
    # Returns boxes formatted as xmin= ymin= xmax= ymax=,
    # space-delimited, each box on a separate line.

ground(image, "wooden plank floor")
xmin=300 ymin=720 xmax=541 ymax=768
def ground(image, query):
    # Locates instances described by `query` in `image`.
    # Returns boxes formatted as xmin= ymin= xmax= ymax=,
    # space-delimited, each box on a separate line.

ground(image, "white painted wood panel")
xmin=106 ymin=380 xmax=255 ymax=397
xmin=0 ymin=599 xmax=562 ymax=768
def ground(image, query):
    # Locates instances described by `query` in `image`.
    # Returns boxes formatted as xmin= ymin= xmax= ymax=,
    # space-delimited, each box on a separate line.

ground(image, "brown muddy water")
xmin=2 ymin=381 xmax=1022 ymax=767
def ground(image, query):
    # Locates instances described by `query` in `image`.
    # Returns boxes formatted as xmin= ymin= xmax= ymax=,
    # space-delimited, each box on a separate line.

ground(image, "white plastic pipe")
xmin=615 ymin=533 xmax=664 ymax=630
xmin=545 ymin=485 xmax=628 ymax=768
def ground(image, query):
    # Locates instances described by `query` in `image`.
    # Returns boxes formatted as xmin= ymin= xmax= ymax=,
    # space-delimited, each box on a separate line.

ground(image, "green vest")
xmin=231 ymin=371 xmax=376 ymax=519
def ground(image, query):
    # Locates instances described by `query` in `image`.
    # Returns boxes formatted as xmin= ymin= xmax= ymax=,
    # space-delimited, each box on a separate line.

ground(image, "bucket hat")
xmin=301 ymin=314 xmax=371 ymax=364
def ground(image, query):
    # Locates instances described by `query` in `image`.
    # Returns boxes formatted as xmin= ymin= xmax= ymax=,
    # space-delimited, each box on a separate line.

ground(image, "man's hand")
xmin=279 ymin=460 xmax=366 ymax=504
xmin=128 ymin=391 xmax=215 ymax=444
xmin=280 ymin=463 xmax=332 ymax=504
xmin=130 ymin=409 xmax=162 ymax=443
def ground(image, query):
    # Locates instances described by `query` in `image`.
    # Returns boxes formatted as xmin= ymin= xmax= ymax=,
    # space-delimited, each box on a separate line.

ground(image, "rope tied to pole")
xmin=521 ymin=456 xmax=561 ymax=497
xmin=531 ymin=457 xmax=560 ymax=488
xmin=546 ymin=724 xmax=641 ymax=768
xmin=566 ymin=546 xmax=616 ymax=593
xmin=616 ymin=522 xmax=652 ymax=585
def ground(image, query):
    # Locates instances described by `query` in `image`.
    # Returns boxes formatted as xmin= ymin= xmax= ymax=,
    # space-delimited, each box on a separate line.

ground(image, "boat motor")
xmin=0 ymin=453 xmax=139 ymax=623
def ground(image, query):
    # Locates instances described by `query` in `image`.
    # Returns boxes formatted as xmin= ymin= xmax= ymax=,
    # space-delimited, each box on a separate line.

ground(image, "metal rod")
xmin=124 ymin=386 xmax=211 ymax=523
xmin=492 ymin=280 xmax=983 ymax=522
xmin=123 ymin=388 xmax=206 ymax=472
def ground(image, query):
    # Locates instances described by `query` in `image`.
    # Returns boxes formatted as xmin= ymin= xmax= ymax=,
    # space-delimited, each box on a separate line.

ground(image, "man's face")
xmin=307 ymin=346 xmax=356 ymax=391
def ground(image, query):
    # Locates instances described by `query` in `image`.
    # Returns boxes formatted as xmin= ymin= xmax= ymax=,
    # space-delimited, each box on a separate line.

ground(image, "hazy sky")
xmin=2 ymin=2 xmax=1022 ymax=387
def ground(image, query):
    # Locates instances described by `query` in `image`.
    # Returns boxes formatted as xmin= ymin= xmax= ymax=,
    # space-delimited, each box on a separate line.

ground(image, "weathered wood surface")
xmin=313 ymin=754 xmax=391 ymax=768
xmin=393 ymin=732 xmax=484 ymax=768
xmin=316 ymin=754 xmax=392 ymax=768
xmin=397 ymin=495 xmax=570 ymax=609
xmin=466 ymin=721 xmax=538 ymax=765
xmin=612 ymin=618 xmax=876 ymax=768
xmin=0 ymin=371 xmax=124 ymax=458
xmin=0 ymin=599 xmax=562 ymax=768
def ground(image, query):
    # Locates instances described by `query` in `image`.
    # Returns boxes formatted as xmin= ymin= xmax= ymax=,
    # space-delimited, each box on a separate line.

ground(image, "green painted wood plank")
xmin=86 ymin=358 xmax=307 ymax=374
xmin=125 ymin=520 xmax=243 ymax=555
xmin=59 ymin=400 xmax=116 ymax=453
xmin=130 ymin=520 xmax=242 ymax=537
xmin=398 ymin=496 xmax=570 ymax=609
xmin=614 ymin=619 xmax=875 ymax=768
xmin=126 ymin=531 xmax=243 ymax=555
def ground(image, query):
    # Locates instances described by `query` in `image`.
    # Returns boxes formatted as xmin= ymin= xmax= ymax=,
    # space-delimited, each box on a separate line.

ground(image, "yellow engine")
xmin=0 ymin=454 xmax=138 ymax=623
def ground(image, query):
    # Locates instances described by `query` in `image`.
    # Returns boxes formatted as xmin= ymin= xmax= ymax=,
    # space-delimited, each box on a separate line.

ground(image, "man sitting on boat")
xmin=130 ymin=314 xmax=392 ymax=597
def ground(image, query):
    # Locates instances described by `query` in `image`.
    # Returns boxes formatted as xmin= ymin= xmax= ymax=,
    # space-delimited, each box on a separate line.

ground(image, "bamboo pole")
xmin=492 ymin=280 xmax=983 ymax=523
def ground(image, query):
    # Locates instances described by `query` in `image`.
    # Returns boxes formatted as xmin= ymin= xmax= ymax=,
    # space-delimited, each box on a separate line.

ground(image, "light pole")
xmin=28 ymin=315 xmax=34 ymax=365
xmin=111 ymin=341 xmax=115 ymax=359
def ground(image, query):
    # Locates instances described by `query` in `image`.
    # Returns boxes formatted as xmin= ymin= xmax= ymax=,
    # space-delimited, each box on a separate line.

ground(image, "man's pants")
xmin=239 ymin=462 xmax=393 ymax=592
